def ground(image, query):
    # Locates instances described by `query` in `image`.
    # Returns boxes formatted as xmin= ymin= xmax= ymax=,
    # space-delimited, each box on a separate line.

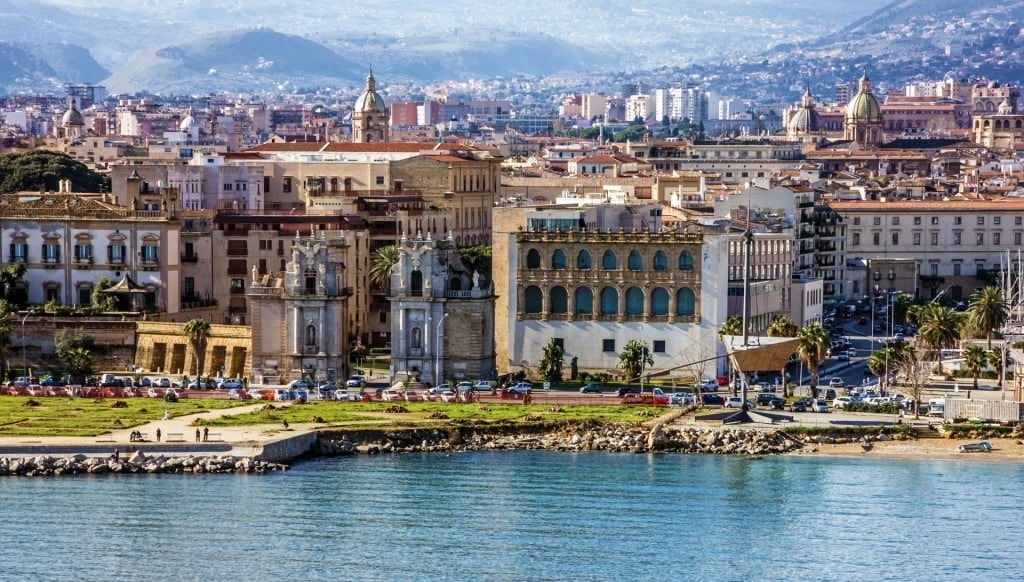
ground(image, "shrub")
xmin=164 ymin=391 xmax=179 ymax=403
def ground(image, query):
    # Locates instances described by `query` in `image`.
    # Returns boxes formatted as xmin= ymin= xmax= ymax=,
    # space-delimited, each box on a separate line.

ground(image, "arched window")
xmin=550 ymin=286 xmax=568 ymax=313
xmin=450 ymin=277 xmax=462 ymax=291
xmin=625 ymin=287 xmax=644 ymax=314
xmin=602 ymin=250 xmax=617 ymax=270
xmin=651 ymin=288 xmax=669 ymax=315
xmin=653 ymin=250 xmax=668 ymax=271
xmin=679 ymin=250 xmax=694 ymax=271
xmin=574 ymin=287 xmax=593 ymax=314
xmin=552 ymin=249 xmax=567 ymax=269
xmin=676 ymin=287 xmax=696 ymax=315
xmin=627 ymin=250 xmax=642 ymax=271
xmin=600 ymin=287 xmax=619 ymax=315
xmin=577 ymin=250 xmax=592 ymax=270
xmin=524 ymin=286 xmax=543 ymax=313
xmin=526 ymin=249 xmax=541 ymax=269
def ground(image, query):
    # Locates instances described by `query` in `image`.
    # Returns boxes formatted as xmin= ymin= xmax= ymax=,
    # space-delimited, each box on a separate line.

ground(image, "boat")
xmin=957 ymin=441 xmax=993 ymax=453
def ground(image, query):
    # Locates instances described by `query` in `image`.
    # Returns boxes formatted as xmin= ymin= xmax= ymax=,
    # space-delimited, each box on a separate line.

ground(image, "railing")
xmin=181 ymin=253 xmax=199 ymax=262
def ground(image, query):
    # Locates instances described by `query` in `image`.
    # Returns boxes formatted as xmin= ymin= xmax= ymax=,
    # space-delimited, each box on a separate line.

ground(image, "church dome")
xmin=845 ymin=71 xmax=882 ymax=123
xmin=789 ymin=87 xmax=825 ymax=134
xmin=353 ymin=70 xmax=386 ymax=112
xmin=62 ymin=98 xmax=84 ymax=127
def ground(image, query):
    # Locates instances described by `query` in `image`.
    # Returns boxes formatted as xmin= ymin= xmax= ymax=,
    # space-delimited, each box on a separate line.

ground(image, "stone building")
xmin=844 ymin=72 xmax=884 ymax=147
xmin=388 ymin=231 xmax=496 ymax=386
xmin=134 ymin=322 xmax=252 ymax=379
xmin=247 ymin=231 xmax=352 ymax=385
xmin=351 ymin=70 xmax=389 ymax=143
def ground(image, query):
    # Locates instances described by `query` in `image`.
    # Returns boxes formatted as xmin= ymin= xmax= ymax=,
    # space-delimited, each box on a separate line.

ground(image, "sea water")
xmin=2 ymin=451 xmax=1021 ymax=581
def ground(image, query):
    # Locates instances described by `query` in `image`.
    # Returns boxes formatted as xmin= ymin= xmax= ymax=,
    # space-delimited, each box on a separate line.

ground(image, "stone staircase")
xmin=911 ymin=423 xmax=943 ymax=439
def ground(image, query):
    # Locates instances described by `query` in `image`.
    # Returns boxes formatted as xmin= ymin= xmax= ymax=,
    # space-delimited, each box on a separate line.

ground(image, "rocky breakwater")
xmin=0 ymin=450 xmax=289 ymax=477
xmin=318 ymin=424 xmax=804 ymax=456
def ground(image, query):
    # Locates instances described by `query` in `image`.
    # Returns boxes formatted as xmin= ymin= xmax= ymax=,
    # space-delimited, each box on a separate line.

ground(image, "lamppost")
xmin=21 ymin=311 xmax=31 ymax=381
xmin=434 ymin=312 xmax=449 ymax=387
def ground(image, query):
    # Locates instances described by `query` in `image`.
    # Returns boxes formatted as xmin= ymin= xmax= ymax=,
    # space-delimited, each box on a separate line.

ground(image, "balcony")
xmin=180 ymin=295 xmax=217 ymax=310
xmin=8 ymin=256 xmax=26 ymax=264
xmin=73 ymin=257 xmax=93 ymax=269
xmin=181 ymin=252 xmax=199 ymax=263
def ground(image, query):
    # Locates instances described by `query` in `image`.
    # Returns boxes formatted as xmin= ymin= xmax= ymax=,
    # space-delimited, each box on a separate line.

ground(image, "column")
xmin=293 ymin=306 xmax=301 ymax=354
xmin=318 ymin=305 xmax=325 ymax=351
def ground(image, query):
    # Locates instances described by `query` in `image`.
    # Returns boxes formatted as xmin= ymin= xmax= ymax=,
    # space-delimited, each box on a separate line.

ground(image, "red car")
xmin=716 ymin=375 xmax=730 ymax=386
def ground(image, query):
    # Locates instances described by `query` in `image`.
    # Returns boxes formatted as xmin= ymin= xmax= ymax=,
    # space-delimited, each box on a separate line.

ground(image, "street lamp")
xmin=434 ymin=312 xmax=449 ymax=387
xmin=21 ymin=311 xmax=30 ymax=381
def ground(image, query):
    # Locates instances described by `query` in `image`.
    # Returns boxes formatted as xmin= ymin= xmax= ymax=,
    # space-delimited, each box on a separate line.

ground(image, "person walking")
xmin=203 ymin=427 xmax=209 ymax=442
xmin=195 ymin=428 xmax=201 ymax=442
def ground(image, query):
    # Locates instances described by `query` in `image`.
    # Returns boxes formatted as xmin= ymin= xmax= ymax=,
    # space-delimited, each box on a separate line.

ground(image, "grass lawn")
xmin=0 ymin=396 xmax=250 ymax=437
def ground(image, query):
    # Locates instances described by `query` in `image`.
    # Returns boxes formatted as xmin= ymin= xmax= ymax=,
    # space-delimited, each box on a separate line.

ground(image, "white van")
xmin=927 ymin=398 xmax=945 ymax=418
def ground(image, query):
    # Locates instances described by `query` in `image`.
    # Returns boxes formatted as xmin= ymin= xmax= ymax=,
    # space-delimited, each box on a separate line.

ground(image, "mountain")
xmin=102 ymin=29 xmax=364 ymax=94
xmin=0 ymin=41 xmax=107 ymax=90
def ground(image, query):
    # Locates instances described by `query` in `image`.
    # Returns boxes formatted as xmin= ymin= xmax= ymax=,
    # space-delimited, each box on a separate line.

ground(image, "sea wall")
xmin=0 ymin=450 xmax=288 ymax=477
xmin=255 ymin=432 xmax=318 ymax=462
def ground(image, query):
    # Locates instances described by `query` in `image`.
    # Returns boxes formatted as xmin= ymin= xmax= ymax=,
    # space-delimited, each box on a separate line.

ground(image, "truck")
xmin=620 ymin=387 xmax=669 ymax=406
xmin=927 ymin=398 xmax=945 ymax=418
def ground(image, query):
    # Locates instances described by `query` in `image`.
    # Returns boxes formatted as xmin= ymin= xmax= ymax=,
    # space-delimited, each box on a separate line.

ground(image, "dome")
xmin=789 ymin=87 xmax=825 ymax=134
xmin=61 ymin=99 xmax=84 ymax=127
xmin=845 ymin=71 xmax=882 ymax=123
xmin=353 ymin=70 xmax=386 ymax=112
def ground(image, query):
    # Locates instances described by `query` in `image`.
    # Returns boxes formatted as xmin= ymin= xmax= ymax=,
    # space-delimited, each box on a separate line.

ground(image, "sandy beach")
xmin=794 ymin=437 xmax=1024 ymax=462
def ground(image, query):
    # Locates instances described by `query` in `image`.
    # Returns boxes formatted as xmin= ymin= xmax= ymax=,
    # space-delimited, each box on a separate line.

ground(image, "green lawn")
xmin=0 ymin=396 xmax=249 ymax=437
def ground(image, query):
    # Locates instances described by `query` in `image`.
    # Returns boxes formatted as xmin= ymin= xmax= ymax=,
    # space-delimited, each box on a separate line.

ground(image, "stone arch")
xmin=524 ymin=285 xmax=542 ymax=313
xmin=676 ymin=287 xmax=696 ymax=315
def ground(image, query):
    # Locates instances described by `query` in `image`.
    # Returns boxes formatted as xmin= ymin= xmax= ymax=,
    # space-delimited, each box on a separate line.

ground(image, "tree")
xmin=989 ymin=346 xmax=1011 ymax=389
xmin=892 ymin=344 xmax=930 ymax=419
xmin=184 ymin=318 xmax=211 ymax=377
xmin=962 ymin=345 xmax=987 ymax=391
xmin=54 ymin=328 xmax=95 ymax=360
xmin=458 ymin=245 xmax=492 ymax=280
xmin=867 ymin=342 xmax=903 ymax=382
xmin=368 ymin=245 xmax=398 ymax=291
xmin=766 ymin=316 xmax=798 ymax=397
xmin=966 ymin=286 xmax=1008 ymax=350
xmin=915 ymin=303 xmax=963 ymax=375
xmin=0 ymin=150 xmax=108 ymax=193
xmin=796 ymin=322 xmax=829 ymax=398
xmin=62 ymin=347 xmax=93 ymax=384
xmin=718 ymin=315 xmax=743 ymax=339
xmin=91 ymin=277 xmax=119 ymax=312
xmin=0 ymin=263 xmax=27 ymax=308
xmin=618 ymin=339 xmax=653 ymax=384
xmin=537 ymin=338 xmax=565 ymax=384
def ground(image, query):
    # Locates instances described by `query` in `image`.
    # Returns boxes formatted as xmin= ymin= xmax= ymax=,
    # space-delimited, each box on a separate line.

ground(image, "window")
xmin=650 ymin=287 xmax=669 ymax=315
xmin=599 ymin=287 xmax=618 ymax=315
xmin=977 ymin=232 xmax=984 ymax=245
xmin=872 ymin=232 xmax=880 ymax=245
xmin=994 ymin=216 xmax=1001 ymax=225
xmin=653 ymin=340 xmax=666 ymax=353
xmin=954 ymin=217 xmax=962 ymax=225
xmin=913 ymin=232 xmax=921 ymax=246
xmin=930 ymin=263 xmax=938 ymax=276
xmin=524 ymin=286 xmax=542 ymax=313
xmin=873 ymin=217 xmax=881 ymax=226
xmin=953 ymin=232 xmax=961 ymax=245
xmin=602 ymin=339 xmax=615 ymax=352
xmin=601 ymin=250 xmax=617 ymax=270
xmin=551 ymin=249 xmax=567 ymax=269
xmin=108 ymin=243 xmax=126 ymax=264
xmin=953 ymin=263 xmax=961 ymax=276
xmin=525 ymin=249 xmax=540 ymax=269
xmin=9 ymin=242 xmax=27 ymax=263
xmin=44 ymin=284 xmax=60 ymax=303
xmin=625 ymin=287 xmax=643 ymax=314
xmin=931 ymin=232 xmax=938 ymax=245
xmin=853 ymin=217 xmax=861 ymax=225
xmin=852 ymin=233 xmax=860 ymax=246
xmin=913 ymin=217 xmax=922 ymax=225
xmin=376 ymin=176 xmax=385 ymax=185
xmin=676 ymin=288 xmax=696 ymax=316
xmin=1017 ymin=217 xmax=1023 ymax=226
xmin=932 ymin=216 xmax=939 ymax=225
xmin=977 ymin=216 xmax=985 ymax=225
xmin=282 ymin=177 xmax=292 ymax=193
xmin=892 ymin=217 xmax=900 ymax=225
xmin=891 ymin=232 xmax=899 ymax=245
xmin=230 ymin=278 xmax=245 ymax=294
xmin=653 ymin=250 xmax=667 ymax=271
xmin=184 ymin=277 xmax=195 ymax=297
xmin=42 ymin=242 xmax=61 ymax=263
xmin=550 ymin=287 xmax=568 ymax=313
xmin=73 ymin=243 xmax=92 ymax=262
xmin=678 ymin=250 xmax=694 ymax=271
xmin=141 ymin=244 xmax=159 ymax=264
xmin=1016 ymin=232 xmax=1022 ymax=246
xmin=577 ymin=250 xmax=591 ymax=270
xmin=574 ymin=287 xmax=593 ymax=314
xmin=379 ymin=311 xmax=387 ymax=324
xmin=627 ymin=250 xmax=642 ymax=271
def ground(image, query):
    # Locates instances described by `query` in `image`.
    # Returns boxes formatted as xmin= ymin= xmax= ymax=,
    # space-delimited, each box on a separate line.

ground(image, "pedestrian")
xmin=203 ymin=427 xmax=209 ymax=442
xmin=967 ymin=390 xmax=971 ymax=399
xmin=196 ymin=428 xmax=201 ymax=442
xmin=156 ymin=428 xmax=161 ymax=442
xmin=113 ymin=448 xmax=119 ymax=463
xmin=282 ymin=420 xmax=289 ymax=429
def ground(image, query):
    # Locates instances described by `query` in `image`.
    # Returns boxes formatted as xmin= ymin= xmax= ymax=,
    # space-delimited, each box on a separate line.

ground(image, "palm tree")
xmin=718 ymin=315 xmax=742 ymax=339
xmin=766 ymin=316 xmax=798 ymax=397
xmin=618 ymin=339 xmax=653 ymax=384
xmin=796 ymin=322 xmax=829 ymax=398
xmin=962 ymin=345 xmax=987 ymax=391
xmin=368 ymin=245 xmax=399 ymax=291
xmin=966 ymin=286 xmax=1008 ymax=350
xmin=916 ymin=303 xmax=963 ymax=375
xmin=184 ymin=318 xmax=211 ymax=378
xmin=868 ymin=342 xmax=904 ymax=383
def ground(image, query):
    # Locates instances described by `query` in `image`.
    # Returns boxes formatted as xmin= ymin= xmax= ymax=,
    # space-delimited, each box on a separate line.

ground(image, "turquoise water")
xmin=2 ymin=452 xmax=1021 ymax=581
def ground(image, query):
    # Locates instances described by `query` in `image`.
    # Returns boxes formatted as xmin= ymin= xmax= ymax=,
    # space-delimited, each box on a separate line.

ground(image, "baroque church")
xmin=351 ymin=70 xmax=389 ymax=143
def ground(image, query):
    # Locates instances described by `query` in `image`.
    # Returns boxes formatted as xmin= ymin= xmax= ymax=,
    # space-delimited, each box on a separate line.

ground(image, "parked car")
xmin=474 ymin=381 xmax=493 ymax=391
xmin=345 ymin=376 xmax=365 ymax=388
xmin=428 ymin=385 xmax=453 ymax=395
xmin=579 ymin=383 xmax=603 ymax=394
xmin=699 ymin=379 xmax=719 ymax=392
xmin=227 ymin=389 xmax=251 ymax=400
xmin=828 ymin=377 xmax=845 ymax=388
xmin=724 ymin=396 xmax=756 ymax=409
xmin=832 ymin=396 xmax=853 ymax=410
xmin=716 ymin=375 xmax=730 ymax=387
xmin=455 ymin=381 xmax=475 ymax=392
xmin=333 ymin=389 xmax=353 ymax=401
xmin=670 ymin=392 xmax=695 ymax=406
xmin=509 ymin=381 xmax=533 ymax=394
xmin=810 ymin=399 xmax=830 ymax=413
xmin=755 ymin=393 xmax=785 ymax=409
xmin=701 ymin=393 xmax=725 ymax=406
xmin=791 ymin=397 xmax=814 ymax=412
xmin=219 ymin=379 xmax=244 ymax=390
xmin=288 ymin=380 xmax=310 ymax=390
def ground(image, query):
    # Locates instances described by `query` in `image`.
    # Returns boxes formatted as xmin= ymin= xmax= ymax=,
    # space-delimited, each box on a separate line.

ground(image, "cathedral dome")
xmin=788 ymin=87 xmax=825 ymax=134
xmin=845 ymin=71 xmax=882 ymax=124
xmin=62 ymin=99 xmax=84 ymax=127
xmin=353 ymin=70 xmax=386 ymax=112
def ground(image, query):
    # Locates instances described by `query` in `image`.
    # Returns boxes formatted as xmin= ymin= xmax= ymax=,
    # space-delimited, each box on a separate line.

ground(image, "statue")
xmin=472 ymin=270 xmax=480 ymax=290
xmin=570 ymin=356 xmax=578 ymax=380
xmin=252 ymin=265 xmax=259 ymax=285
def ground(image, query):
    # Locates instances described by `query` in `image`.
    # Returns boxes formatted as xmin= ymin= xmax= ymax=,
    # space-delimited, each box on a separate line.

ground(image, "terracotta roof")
xmin=830 ymin=198 xmax=1024 ymax=211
